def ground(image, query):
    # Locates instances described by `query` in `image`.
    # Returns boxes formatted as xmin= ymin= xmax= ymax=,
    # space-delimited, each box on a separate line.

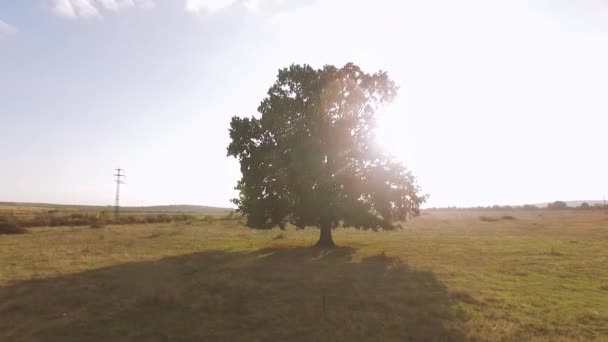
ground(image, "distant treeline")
xmin=0 ymin=202 xmax=232 ymax=215
xmin=426 ymin=201 xmax=605 ymax=211
xmin=0 ymin=210 xmax=240 ymax=234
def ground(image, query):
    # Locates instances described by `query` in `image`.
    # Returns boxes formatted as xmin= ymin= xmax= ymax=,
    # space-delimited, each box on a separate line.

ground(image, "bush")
xmin=90 ymin=221 xmax=105 ymax=229
xmin=479 ymin=215 xmax=515 ymax=222
xmin=98 ymin=211 xmax=112 ymax=221
xmin=0 ymin=222 xmax=27 ymax=235
xmin=479 ymin=216 xmax=500 ymax=222
xmin=6 ymin=210 xmax=204 ymax=228
xmin=155 ymin=214 xmax=172 ymax=223
xmin=171 ymin=213 xmax=196 ymax=222
xmin=203 ymin=215 xmax=216 ymax=223
xmin=548 ymin=201 xmax=568 ymax=210
xmin=126 ymin=215 xmax=138 ymax=224
xmin=223 ymin=211 xmax=237 ymax=220
xmin=22 ymin=211 xmax=112 ymax=227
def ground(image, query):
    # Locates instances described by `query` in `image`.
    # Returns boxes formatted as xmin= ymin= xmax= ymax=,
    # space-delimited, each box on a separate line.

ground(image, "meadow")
xmin=1 ymin=208 xmax=608 ymax=341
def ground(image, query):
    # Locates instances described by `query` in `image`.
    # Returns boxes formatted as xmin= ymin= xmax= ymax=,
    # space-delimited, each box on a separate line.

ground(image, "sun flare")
xmin=374 ymin=99 xmax=412 ymax=163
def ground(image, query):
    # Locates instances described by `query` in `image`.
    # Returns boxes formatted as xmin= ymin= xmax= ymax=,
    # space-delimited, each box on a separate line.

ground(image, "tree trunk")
xmin=315 ymin=220 xmax=335 ymax=248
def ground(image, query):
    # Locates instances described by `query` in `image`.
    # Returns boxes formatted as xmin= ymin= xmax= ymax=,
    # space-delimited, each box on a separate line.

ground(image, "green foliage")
xmin=98 ymin=210 xmax=112 ymax=221
xmin=227 ymin=63 xmax=426 ymax=245
xmin=0 ymin=214 xmax=27 ymax=235
xmin=578 ymin=202 xmax=591 ymax=210
xmin=0 ymin=215 xmax=26 ymax=234
xmin=26 ymin=212 xmax=103 ymax=227
xmin=0 ymin=214 xmax=17 ymax=224
xmin=90 ymin=220 xmax=105 ymax=229
xmin=479 ymin=216 xmax=500 ymax=222
xmin=0 ymin=222 xmax=26 ymax=235
xmin=153 ymin=214 xmax=172 ymax=223
xmin=118 ymin=215 xmax=138 ymax=225
xmin=548 ymin=201 xmax=568 ymax=210
xmin=490 ymin=205 xmax=513 ymax=210
xmin=479 ymin=215 xmax=516 ymax=222
xmin=4 ymin=210 xmax=199 ymax=228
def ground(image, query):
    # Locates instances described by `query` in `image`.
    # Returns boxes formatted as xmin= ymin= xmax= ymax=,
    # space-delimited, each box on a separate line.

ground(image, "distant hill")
xmin=0 ymin=202 xmax=234 ymax=215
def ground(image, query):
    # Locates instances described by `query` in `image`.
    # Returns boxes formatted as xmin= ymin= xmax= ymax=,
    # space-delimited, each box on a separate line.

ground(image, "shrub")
xmin=128 ymin=215 xmax=139 ymax=224
xmin=0 ymin=214 xmax=16 ymax=223
xmin=479 ymin=216 xmax=500 ymax=222
xmin=172 ymin=213 xmax=196 ymax=222
xmin=90 ymin=221 xmax=105 ymax=229
xmin=0 ymin=222 xmax=27 ymax=235
xmin=27 ymin=212 xmax=51 ymax=227
xmin=98 ymin=210 xmax=112 ymax=221
xmin=480 ymin=215 xmax=515 ymax=222
xmin=5 ymin=210 xmax=206 ymax=228
xmin=223 ymin=211 xmax=236 ymax=220
xmin=155 ymin=214 xmax=172 ymax=223
xmin=548 ymin=201 xmax=568 ymax=210
xmin=203 ymin=215 xmax=216 ymax=223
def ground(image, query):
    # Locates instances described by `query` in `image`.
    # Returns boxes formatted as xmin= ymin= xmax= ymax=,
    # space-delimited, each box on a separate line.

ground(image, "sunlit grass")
xmin=1 ymin=210 xmax=608 ymax=341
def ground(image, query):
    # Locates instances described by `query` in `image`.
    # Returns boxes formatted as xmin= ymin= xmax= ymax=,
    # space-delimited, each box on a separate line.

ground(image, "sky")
xmin=1 ymin=0 xmax=607 ymax=208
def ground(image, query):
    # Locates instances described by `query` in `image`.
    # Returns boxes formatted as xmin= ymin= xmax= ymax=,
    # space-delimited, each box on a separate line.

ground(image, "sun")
xmin=374 ymin=99 xmax=412 ymax=163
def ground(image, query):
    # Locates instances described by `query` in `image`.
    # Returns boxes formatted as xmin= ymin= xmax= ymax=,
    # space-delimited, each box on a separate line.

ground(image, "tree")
xmin=547 ymin=201 xmax=568 ymax=210
xmin=578 ymin=202 xmax=590 ymax=210
xmin=227 ymin=63 xmax=426 ymax=247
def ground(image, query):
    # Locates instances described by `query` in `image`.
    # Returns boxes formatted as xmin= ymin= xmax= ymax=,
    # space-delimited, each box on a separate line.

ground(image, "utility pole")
xmin=114 ymin=168 xmax=126 ymax=218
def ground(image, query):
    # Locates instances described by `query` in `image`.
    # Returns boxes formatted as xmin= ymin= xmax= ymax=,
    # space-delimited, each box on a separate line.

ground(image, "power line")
xmin=114 ymin=168 xmax=126 ymax=218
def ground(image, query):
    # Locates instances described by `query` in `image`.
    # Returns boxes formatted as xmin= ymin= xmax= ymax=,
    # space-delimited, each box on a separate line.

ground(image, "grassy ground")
xmin=1 ymin=210 xmax=608 ymax=341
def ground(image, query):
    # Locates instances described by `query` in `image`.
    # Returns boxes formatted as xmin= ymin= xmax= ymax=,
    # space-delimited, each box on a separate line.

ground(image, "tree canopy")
xmin=547 ymin=201 xmax=568 ymax=210
xmin=227 ymin=63 xmax=426 ymax=247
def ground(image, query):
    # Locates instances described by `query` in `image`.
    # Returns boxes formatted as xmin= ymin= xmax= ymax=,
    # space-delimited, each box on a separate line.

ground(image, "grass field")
xmin=1 ymin=209 xmax=608 ymax=341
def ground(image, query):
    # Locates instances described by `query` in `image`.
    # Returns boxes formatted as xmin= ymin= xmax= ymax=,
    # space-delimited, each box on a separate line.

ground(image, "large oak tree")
xmin=227 ymin=63 xmax=426 ymax=247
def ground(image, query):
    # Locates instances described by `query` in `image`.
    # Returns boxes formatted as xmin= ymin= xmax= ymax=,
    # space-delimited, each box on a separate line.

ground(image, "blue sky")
xmin=1 ymin=0 xmax=607 ymax=208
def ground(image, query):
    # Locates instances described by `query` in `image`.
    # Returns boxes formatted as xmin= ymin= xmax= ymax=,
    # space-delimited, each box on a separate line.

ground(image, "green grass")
xmin=1 ymin=210 xmax=608 ymax=341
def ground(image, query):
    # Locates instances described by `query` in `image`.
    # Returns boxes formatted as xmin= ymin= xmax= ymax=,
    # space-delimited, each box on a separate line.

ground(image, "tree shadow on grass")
xmin=1 ymin=247 xmax=467 ymax=341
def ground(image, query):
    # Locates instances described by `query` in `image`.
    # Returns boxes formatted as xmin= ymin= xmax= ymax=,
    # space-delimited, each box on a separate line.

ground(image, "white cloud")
xmin=242 ymin=0 xmax=294 ymax=13
xmin=97 ymin=0 xmax=155 ymax=11
xmin=47 ymin=0 xmax=299 ymax=19
xmin=51 ymin=0 xmax=99 ymax=18
xmin=51 ymin=0 xmax=75 ymax=18
xmin=50 ymin=0 xmax=155 ymax=19
xmin=184 ymin=0 xmax=307 ymax=14
xmin=0 ymin=19 xmax=18 ymax=35
xmin=184 ymin=0 xmax=238 ymax=13
xmin=97 ymin=0 xmax=135 ymax=11
xmin=73 ymin=0 xmax=102 ymax=18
